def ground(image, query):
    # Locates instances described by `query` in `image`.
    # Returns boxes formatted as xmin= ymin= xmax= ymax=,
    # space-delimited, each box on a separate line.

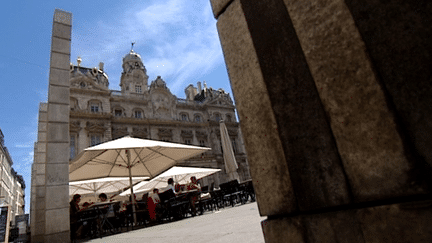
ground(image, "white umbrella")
xmin=220 ymin=120 xmax=240 ymax=182
xmin=120 ymin=166 xmax=221 ymax=196
xmin=69 ymin=177 xmax=148 ymax=200
xmin=69 ymin=136 xmax=211 ymax=224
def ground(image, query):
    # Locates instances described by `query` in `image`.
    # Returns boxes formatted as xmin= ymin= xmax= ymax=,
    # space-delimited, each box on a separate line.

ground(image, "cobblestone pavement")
xmin=85 ymin=202 xmax=266 ymax=243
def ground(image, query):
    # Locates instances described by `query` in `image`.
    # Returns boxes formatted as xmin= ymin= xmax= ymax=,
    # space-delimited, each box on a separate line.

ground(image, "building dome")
xmin=123 ymin=50 xmax=142 ymax=63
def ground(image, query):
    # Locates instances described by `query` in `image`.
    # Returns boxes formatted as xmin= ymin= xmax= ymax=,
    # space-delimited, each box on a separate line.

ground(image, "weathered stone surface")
xmin=34 ymin=152 xmax=46 ymax=164
xmin=237 ymin=0 xmax=351 ymax=211
xmin=217 ymin=0 xmax=297 ymax=216
xmin=49 ymin=68 xmax=70 ymax=86
xmin=48 ymin=85 xmax=70 ymax=104
xmin=262 ymin=218 xmax=305 ymax=243
xmin=33 ymin=224 xmax=45 ymax=238
xmin=51 ymin=36 xmax=70 ymax=54
xmin=35 ymin=196 xmax=46 ymax=211
xmin=34 ymin=163 xmax=46 ymax=175
xmin=45 ymin=208 xmax=70 ymax=235
xmin=38 ymin=122 xmax=47 ymax=132
xmin=304 ymin=210 xmax=364 ymax=243
xmin=281 ymin=0 xmax=428 ymax=202
xmin=50 ymin=52 xmax=70 ymax=70
xmin=35 ymin=174 xmax=46 ymax=186
xmin=344 ymin=0 xmax=432 ymax=180
xmin=46 ymin=142 xmax=69 ymax=164
xmin=210 ymin=0 xmax=232 ymax=18
xmin=262 ymin=210 xmax=364 ymax=243
xmin=45 ymin=185 xmax=69 ymax=209
xmin=47 ymin=122 xmax=69 ymax=142
xmin=52 ymin=22 xmax=71 ymax=40
xmin=45 ymin=231 xmax=70 ymax=243
xmin=46 ymin=164 xmax=69 ymax=186
xmin=53 ymin=9 xmax=72 ymax=26
xmin=36 ymin=186 xmax=46 ymax=198
xmin=36 ymin=142 xmax=46 ymax=153
xmin=357 ymin=200 xmax=432 ymax=243
xmin=39 ymin=112 xmax=47 ymax=123
xmin=37 ymin=131 xmax=47 ymax=143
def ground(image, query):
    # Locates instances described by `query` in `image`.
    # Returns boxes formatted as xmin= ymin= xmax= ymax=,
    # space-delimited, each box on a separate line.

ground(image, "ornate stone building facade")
xmin=68 ymin=50 xmax=250 ymax=186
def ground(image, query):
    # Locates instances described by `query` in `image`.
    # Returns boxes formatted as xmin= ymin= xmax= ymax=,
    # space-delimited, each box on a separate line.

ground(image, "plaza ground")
xmin=84 ymin=202 xmax=266 ymax=243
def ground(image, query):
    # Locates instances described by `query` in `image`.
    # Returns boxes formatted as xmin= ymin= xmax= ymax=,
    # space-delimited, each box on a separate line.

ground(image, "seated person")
xmin=161 ymin=178 xmax=176 ymax=196
xmin=96 ymin=193 xmax=114 ymax=233
xmin=99 ymin=193 xmax=108 ymax=202
xmin=70 ymin=194 xmax=83 ymax=239
xmin=186 ymin=176 xmax=201 ymax=216
xmin=147 ymin=189 xmax=160 ymax=221
xmin=186 ymin=176 xmax=201 ymax=191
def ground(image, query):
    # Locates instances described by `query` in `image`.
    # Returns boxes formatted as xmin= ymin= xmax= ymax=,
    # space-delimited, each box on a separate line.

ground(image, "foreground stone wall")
xmin=210 ymin=0 xmax=432 ymax=242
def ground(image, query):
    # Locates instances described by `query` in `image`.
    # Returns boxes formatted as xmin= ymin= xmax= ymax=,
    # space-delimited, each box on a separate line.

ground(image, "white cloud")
xmin=15 ymin=144 xmax=32 ymax=148
xmin=71 ymin=1 xmax=223 ymax=97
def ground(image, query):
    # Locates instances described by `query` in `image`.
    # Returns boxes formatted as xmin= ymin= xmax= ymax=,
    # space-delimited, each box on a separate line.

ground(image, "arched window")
xmin=214 ymin=113 xmax=221 ymax=122
xmin=194 ymin=114 xmax=202 ymax=123
xmin=112 ymin=106 xmax=125 ymax=117
xmin=226 ymin=114 xmax=232 ymax=122
xmin=133 ymin=109 xmax=144 ymax=119
xmin=180 ymin=112 xmax=189 ymax=121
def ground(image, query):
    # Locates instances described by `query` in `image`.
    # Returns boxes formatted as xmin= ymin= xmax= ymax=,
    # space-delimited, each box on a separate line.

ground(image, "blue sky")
xmin=0 ymin=0 xmax=233 ymax=214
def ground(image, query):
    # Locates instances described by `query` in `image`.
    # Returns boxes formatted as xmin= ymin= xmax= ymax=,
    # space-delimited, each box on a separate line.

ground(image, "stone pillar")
xmin=31 ymin=104 xmax=48 ymax=243
xmin=210 ymin=0 xmax=432 ymax=242
xmin=31 ymin=9 xmax=72 ymax=243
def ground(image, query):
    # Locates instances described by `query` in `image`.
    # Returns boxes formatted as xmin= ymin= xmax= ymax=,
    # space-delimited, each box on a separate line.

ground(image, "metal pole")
xmin=127 ymin=149 xmax=138 ymax=225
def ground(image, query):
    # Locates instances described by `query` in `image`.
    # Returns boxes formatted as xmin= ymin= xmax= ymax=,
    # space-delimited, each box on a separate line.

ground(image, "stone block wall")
xmin=31 ymin=9 xmax=72 ymax=243
xmin=210 ymin=0 xmax=432 ymax=242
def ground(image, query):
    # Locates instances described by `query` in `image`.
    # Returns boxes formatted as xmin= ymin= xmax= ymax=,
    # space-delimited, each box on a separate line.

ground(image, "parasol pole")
xmin=127 ymin=149 xmax=138 ymax=225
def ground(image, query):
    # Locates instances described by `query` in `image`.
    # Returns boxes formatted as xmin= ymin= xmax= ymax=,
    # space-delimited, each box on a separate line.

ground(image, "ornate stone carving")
xmin=132 ymin=127 xmax=148 ymax=139
xmin=152 ymin=93 xmax=172 ymax=119
xmin=181 ymin=130 xmax=193 ymax=138
xmin=85 ymin=121 xmax=107 ymax=134
xmin=214 ymin=128 xmax=237 ymax=137
xmin=195 ymin=131 xmax=208 ymax=139
xmin=70 ymin=121 xmax=81 ymax=133
xmin=158 ymin=128 xmax=172 ymax=138
xmin=112 ymin=126 xmax=129 ymax=139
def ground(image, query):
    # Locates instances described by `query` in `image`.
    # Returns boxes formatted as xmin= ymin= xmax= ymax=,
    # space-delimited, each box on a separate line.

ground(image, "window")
xmin=232 ymin=139 xmax=237 ymax=154
xmin=199 ymin=140 xmax=205 ymax=147
xmin=90 ymin=104 xmax=99 ymax=113
xmin=70 ymin=98 xmax=79 ymax=111
xmin=135 ymin=85 xmax=142 ymax=93
xmin=226 ymin=114 xmax=232 ymax=122
xmin=70 ymin=134 xmax=77 ymax=159
xmin=134 ymin=110 xmax=142 ymax=118
xmin=91 ymin=135 xmax=101 ymax=146
xmin=194 ymin=115 xmax=201 ymax=122
xmin=184 ymin=139 xmax=192 ymax=145
xmin=181 ymin=113 xmax=188 ymax=121
xmin=114 ymin=109 xmax=123 ymax=117
xmin=215 ymin=113 xmax=221 ymax=122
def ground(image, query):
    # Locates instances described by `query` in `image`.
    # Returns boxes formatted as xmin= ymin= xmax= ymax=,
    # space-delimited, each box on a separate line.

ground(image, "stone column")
xmin=210 ymin=0 xmax=432 ymax=242
xmin=31 ymin=104 xmax=48 ymax=243
xmin=31 ymin=9 xmax=72 ymax=243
